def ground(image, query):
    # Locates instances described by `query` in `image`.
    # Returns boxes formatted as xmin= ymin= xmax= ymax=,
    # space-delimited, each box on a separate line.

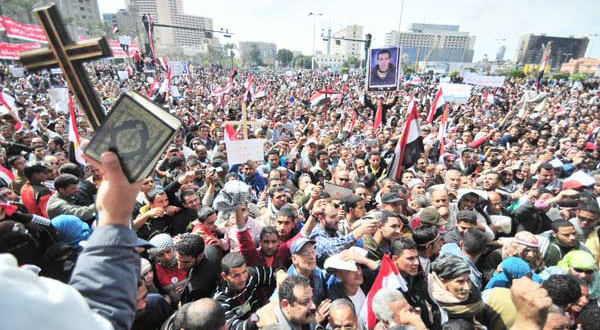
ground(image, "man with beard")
xmin=148 ymin=234 xmax=188 ymax=305
xmin=132 ymin=278 xmax=172 ymax=330
xmin=259 ymin=186 xmax=289 ymax=226
xmin=176 ymin=233 xmax=220 ymax=304
xmin=543 ymin=220 xmax=593 ymax=267
xmin=273 ymin=276 xmax=324 ymax=330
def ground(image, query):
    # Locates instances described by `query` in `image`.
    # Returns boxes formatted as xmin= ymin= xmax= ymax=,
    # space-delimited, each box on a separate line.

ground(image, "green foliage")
xmin=277 ymin=49 xmax=294 ymax=67
xmin=552 ymin=72 xmax=569 ymax=80
xmin=340 ymin=67 xmax=349 ymax=74
xmin=248 ymin=44 xmax=264 ymax=66
xmin=508 ymin=70 xmax=526 ymax=79
xmin=463 ymin=67 xmax=477 ymax=73
xmin=293 ymin=55 xmax=312 ymax=69
xmin=449 ymin=71 xmax=460 ymax=78
xmin=403 ymin=67 xmax=415 ymax=76
xmin=346 ymin=57 xmax=360 ymax=68
xmin=570 ymin=73 xmax=588 ymax=82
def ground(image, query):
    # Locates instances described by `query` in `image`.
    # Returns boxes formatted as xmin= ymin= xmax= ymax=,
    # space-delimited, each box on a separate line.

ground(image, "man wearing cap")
xmin=148 ymin=233 xmax=188 ymax=305
xmin=414 ymin=206 xmax=447 ymax=232
xmin=301 ymin=137 xmax=319 ymax=170
xmin=324 ymin=249 xmax=379 ymax=318
xmin=380 ymin=191 xmax=413 ymax=237
xmin=286 ymin=237 xmax=329 ymax=306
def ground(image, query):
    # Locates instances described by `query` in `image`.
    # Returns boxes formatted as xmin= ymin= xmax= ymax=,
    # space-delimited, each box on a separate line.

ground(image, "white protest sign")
xmin=342 ymin=73 xmax=349 ymax=81
xmin=48 ymin=88 xmax=69 ymax=113
xmin=440 ymin=83 xmax=472 ymax=104
xmin=117 ymin=71 xmax=128 ymax=80
xmin=118 ymin=36 xmax=131 ymax=45
xmin=170 ymin=85 xmax=180 ymax=97
xmin=462 ymin=72 xmax=505 ymax=88
xmin=226 ymin=139 xmax=264 ymax=165
xmin=168 ymin=61 xmax=189 ymax=76
xmin=9 ymin=66 xmax=24 ymax=77
xmin=595 ymin=64 xmax=600 ymax=78
xmin=50 ymin=68 xmax=62 ymax=74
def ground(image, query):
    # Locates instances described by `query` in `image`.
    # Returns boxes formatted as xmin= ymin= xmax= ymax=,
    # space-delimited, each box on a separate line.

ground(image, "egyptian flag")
xmin=334 ymin=77 xmax=341 ymax=88
xmin=359 ymin=255 xmax=408 ymax=330
xmin=0 ymin=165 xmax=14 ymax=186
xmin=31 ymin=115 xmax=39 ymax=132
xmin=437 ymin=105 xmax=449 ymax=163
xmin=388 ymin=98 xmax=424 ymax=180
xmin=243 ymin=75 xmax=254 ymax=104
xmin=148 ymin=76 xmax=159 ymax=98
xmin=158 ymin=67 xmax=172 ymax=95
xmin=68 ymin=94 xmax=85 ymax=167
xmin=211 ymin=82 xmax=232 ymax=97
xmin=427 ymin=87 xmax=445 ymax=123
xmin=224 ymin=124 xmax=239 ymax=142
xmin=483 ymin=91 xmax=495 ymax=104
xmin=127 ymin=64 xmax=134 ymax=77
xmin=349 ymin=110 xmax=358 ymax=137
xmin=0 ymin=91 xmax=22 ymax=131
xmin=112 ymin=25 xmax=119 ymax=34
xmin=252 ymin=87 xmax=266 ymax=99
xmin=158 ymin=57 xmax=169 ymax=71
xmin=373 ymin=98 xmax=383 ymax=132
xmin=536 ymin=56 xmax=548 ymax=90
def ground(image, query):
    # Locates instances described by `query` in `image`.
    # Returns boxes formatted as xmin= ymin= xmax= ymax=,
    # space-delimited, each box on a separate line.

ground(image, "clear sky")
xmin=99 ymin=0 xmax=600 ymax=61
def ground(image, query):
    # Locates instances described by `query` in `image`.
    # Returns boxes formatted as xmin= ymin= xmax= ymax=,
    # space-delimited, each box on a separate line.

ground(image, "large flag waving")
xmin=68 ymin=94 xmax=85 ymax=167
xmin=437 ymin=105 xmax=449 ymax=163
xmin=373 ymin=98 xmax=383 ymax=132
xmin=0 ymin=91 xmax=22 ymax=130
xmin=427 ymin=87 xmax=445 ymax=123
xmin=359 ymin=254 xmax=408 ymax=329
xmin=388 ymin=99 xmax=424 ymax=180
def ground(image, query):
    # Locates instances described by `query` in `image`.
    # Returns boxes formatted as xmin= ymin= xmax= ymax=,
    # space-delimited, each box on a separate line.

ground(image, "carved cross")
xmin=19 ymin=4 xmax=113 ymax=131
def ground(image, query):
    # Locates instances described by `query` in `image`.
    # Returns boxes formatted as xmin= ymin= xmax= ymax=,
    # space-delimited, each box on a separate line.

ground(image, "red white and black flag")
xmin=112 ymin=25 xmax=119 ymax=34
xmin=373 ymin=97 xmax=383 ymax=132
xmin=388 ymin=98 xmax=424 ymax=180
xmin=427 ymin=86 xmax=445 ymax=123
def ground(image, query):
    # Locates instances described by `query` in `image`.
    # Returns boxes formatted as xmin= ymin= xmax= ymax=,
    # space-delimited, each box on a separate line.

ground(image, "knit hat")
xmin=148 ymin=233 xmax=174 ymax=258
xmin=432 ymin=254 xmax=471 ymax=280
xmin=514 ymin=231 xmax=539 ymax=248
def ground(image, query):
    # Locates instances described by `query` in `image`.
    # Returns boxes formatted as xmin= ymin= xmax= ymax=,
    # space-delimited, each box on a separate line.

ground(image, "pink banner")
xmin=0 ymin=42 xmax=42 ymax=60
xmin=0 ymin=16 xmax=48 ymax=43
xmin=108 ymin=40 xmax=140 ymax=58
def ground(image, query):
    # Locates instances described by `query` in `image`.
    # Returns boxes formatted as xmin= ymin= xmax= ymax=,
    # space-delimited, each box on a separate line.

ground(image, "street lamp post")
xmin=309 ymin=12 xmax=323 ymax=70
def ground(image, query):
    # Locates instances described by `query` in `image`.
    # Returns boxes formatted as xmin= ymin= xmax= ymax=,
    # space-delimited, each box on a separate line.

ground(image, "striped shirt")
xmin=213 ymin=266 xmax=275 ymax=330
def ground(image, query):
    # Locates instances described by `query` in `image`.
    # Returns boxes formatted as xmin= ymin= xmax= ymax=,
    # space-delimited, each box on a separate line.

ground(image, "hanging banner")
xmin=462 ymin=72 xmax=506 ymax=88
xmin=107 ymin=40 xmax=140 ymax=58
xmin=168 ymin=61 xmax=189 ymax=76
xmin=0 ymin=42 xmax=42 ymax=59
xmin=0 ymin=16 xmax=48 ymax=43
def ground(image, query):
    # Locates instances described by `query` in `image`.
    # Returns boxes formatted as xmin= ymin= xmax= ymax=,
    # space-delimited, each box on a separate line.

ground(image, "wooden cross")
xmin=19 ymin=4 xmax=113 ymax=131
xmin=225 ymin=103 xmax=260 ymax=139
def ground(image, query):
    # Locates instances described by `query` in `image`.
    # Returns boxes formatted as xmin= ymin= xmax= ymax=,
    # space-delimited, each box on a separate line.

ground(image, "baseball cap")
xmin=381 ymin=192 xmax=403 ymax=204
xmin=305 ymin=138 xmax=319 ymax=146
xmin=420 ymin=206 xmax=447 ymax=226
xmin=290 ymin=237 xmax=315 ymax=255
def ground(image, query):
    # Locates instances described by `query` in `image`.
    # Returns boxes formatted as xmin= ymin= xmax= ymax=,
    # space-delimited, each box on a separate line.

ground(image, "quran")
xmin=84 ymin=91 xmax=181 ymax=182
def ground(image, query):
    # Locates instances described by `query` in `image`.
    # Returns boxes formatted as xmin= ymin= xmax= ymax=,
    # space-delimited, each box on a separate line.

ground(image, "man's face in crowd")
xmin=0 ymin=187 xmax=17 ymax=202
xmin=12 ymin=157 xmax=26 ymax=172
xmin=401 ymin=171 xmax=414 ymax=186
xmin=445 ymin=171 xmax=460 ymax=190
xmin=416 ymin=159 xmax=426 ymax=172
xmin=322 ymin=204 xmax=340 ymax=232
xmin=553 ymin=225 xmax=577 ymax=247
xmin=337 ymin=266 xmax=364 ymax=288
xmin=282 ymin=285 xmax=317 ymax=326
xmin=155 ymin=246 xmax=176 ymax=268
xmin=570 ymin=284 xmax=590 ymax=314
xmin=482 ymin=173 xmax=499 ymax=190
xmin=272 ymin=190 xmax=288 ymax=208
xmin=542 ymin=312 xmax=568 ymax=330
xmin=60 ymin=183 xmax=78 ymax=197
xmin=456 ymin=220 xmax=474 ymax=234
xmin=393 ymin=248 xmax=420 ymax=277
xmin=223 ymin=263 xmax=249 ymax=292
xmin=177 ymin=252 xmax=202 ymax=271
xmin=260 ymin=233 xmax=280 ymax=256
xmin=292 ymin=243 xmax=317 ymax=272
xmin=318 ymin=154 xmax=328 ymax=168
xmin=150 ymin=193 xmax=169 ymax=210
xmin=329 ymin=304 xmax=358 ymax=330
xmin=268 ymin=154 xmax=279 ymax=167
xmin=33 ymin=147 xmax=46 ymax=160
xmin=307 ymin=143 xmax=317 ymax=157
xmin=195 ymin=147 xmax=208 ymax=160
xmin=355 ymin=159 xmax=366 ymax=175
xmin=577 ymin=210 xmax=598 ymax=231
xmin=243 ymin=163 xmax=256 ymax=177
xmin=539 ymin=168 xmax=554 ymax=184
xmin=377 ymin=52 xmax=391 ymax=71
xmin=442 ymin=273 xmax=471 ymax=301
xmin=369 ymin=154 xmax=380 ymax=168
xmin=460 ymin=194 xmax=478 ymax=211
xmin=487 ymin=192 xmax=502 ymax=215
xmin=142 ymin=177 xmax=155 ymax=194
xmin=334 ymin=169 xmax=352 ymax=187
xmin=275 ymin=215 xmax=295 ymax=238
xmin=431 ymin=190 xmax=449 ymax=209
xmin=355 ymin=187 xmax=371 ymax=203
xmin=182 ymin=194 xmax=200 ymax=211
xmin=202 ymin=212 xmax=218 ymax=233
xmin=381 ymin=216 xmax=403 ymax=241
xmin=351 ymin=201 xmax=366 ymax=219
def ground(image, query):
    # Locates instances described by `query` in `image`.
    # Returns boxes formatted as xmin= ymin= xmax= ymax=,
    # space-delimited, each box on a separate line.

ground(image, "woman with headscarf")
xmin=500 ymin=231 xmax=544 ymax=273
xmin=429 ymin=254 xmax=485 ymax=328
xmin=484 ymin=257 xmax=541 ymax=291
xmin=540 ymin=250 xmax=600 ymax=300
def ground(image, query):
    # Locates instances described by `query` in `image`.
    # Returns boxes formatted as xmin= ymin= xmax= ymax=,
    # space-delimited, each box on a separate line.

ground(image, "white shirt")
xmin=349 ymin=287 xmax=367 ymax=320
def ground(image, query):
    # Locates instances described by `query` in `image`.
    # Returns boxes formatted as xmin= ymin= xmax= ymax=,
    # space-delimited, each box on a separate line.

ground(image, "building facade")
xmin=239 ymin=42 xmax=277 ymax=66
xmin=515 ymin=34 xmax=589 ymax=69
xmin=55 ymin=0 xmax=103 ymax=38
xmin=315 ymin=55 xmax=345 ymax=69
xmin=125 ymin=0 xmax=215 ymax=55
xmin=384 ymin=23 xmax=475 ymax=65
xmin=331 ymin=24 xmax=364 ymax=60
xmin=560 ymin=58 xmax=600 ymax=74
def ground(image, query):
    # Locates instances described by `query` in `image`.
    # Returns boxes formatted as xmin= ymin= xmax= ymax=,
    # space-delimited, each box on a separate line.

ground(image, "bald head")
xmin=329 ymin=299 xmax=358 ymax=330
xmin=174 ymin=298 xmax=226 ymax=330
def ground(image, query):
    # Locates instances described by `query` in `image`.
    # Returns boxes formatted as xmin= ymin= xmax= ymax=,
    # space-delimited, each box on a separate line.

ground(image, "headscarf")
xmin=140 ymin=258 xmax=152 ymax=275
xmin=484 ymin=257 xmax=542 ymax=290
xmin=51 ymin=215 xmax=91 ymax=247
xmin=147 ymin=233 xmax=174 ymax=258
xmin=501 ymin=231 xmax=544 ymax=272
xmin=558 ymin=250 xmax=596 ymax=272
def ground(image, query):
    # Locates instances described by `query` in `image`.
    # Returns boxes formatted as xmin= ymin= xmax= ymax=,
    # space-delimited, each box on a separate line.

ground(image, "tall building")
xmin=384 ymin=23 xmax=475 ymax=64
xmin=560 ymin=58 xmax=600 ymax=74
xmin=239 ymin=41 xmax=277 ymax=65
xmin=126 ymin=0 xmax=215 ymax=55
xmin=515 ymin=34 xmax=589 ymax=68
xmin=331 ymin=25 xmax=364 ymax=60
xmin=496 ymin=45 xmax=506 ymax=61
xmin=54 ymin=0 xmax=103 ymax=38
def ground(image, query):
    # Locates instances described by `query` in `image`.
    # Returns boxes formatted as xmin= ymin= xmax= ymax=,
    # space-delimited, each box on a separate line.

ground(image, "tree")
xmin=552 ymin=72 xmax=569 ymax=80
xmin=277 ymin=49 xmax=294 ymax=67
xmin=463 ymin=67 xmax=477 ymax=73
xmin=248 ymin=44 xmax=263 ymax=66
xmin=346 ymin=57 xmax=360 ymax=68
xmin=570 ymin=73 xmax=588 ymax=82
xmin=508 ymin=70 xmax=526 ymax=79
xmin=449 ymin=71 xmax=460 ymax=79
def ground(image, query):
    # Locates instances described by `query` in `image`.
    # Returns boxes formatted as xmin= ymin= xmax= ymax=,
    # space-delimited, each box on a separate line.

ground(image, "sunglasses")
xmin=573 ymin=268 xmax=595 ymax=275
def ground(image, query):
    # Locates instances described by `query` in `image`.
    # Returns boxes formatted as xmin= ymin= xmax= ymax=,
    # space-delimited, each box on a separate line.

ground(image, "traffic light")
xmin=365 ymin=33 xmax=372 ymax=50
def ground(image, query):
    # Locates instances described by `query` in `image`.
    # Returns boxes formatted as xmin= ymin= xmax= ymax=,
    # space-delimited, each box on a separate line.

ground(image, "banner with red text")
xmin=0 ymin=42 xmax=42 ymax=59
xmin=0 ymin=16 xmax=48 ymax=43
xmin=108 ymin=40 xmax=140 ymax=58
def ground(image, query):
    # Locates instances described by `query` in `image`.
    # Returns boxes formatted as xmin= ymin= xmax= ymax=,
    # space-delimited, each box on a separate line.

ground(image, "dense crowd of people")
xmin=1 ymin=59 xmax=600 ymax=330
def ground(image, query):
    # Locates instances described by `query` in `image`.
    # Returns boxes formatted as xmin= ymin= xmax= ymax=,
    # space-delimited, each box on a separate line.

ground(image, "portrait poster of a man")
xmin=367 ymin=47 xmax=399 ymax=90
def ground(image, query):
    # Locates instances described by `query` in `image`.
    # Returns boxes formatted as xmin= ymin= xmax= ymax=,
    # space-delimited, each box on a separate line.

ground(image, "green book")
xmin=84 ymin=91 xmax=181 ymax=182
